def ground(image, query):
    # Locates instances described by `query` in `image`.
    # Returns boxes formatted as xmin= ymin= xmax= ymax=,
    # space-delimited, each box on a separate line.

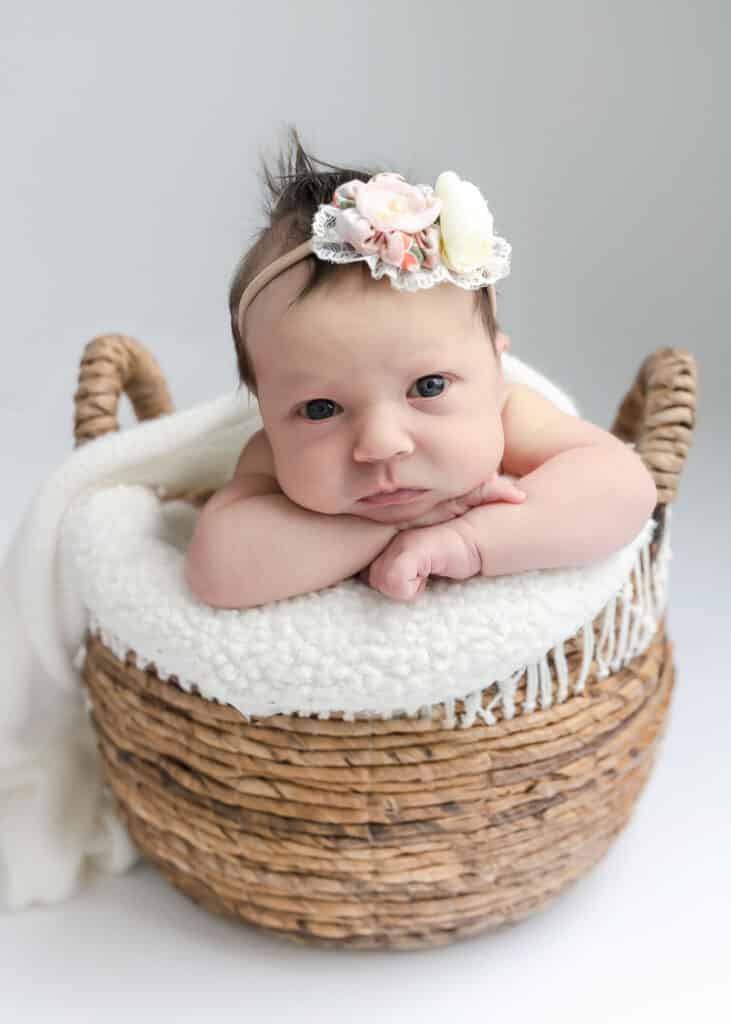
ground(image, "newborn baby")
xmin=185 ymin=134 xmax=657 ymax=608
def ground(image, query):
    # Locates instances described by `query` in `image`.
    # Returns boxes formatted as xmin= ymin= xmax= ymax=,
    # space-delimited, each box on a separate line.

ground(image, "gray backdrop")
xmin=1 ymin=2 xmax=728 ymax=1020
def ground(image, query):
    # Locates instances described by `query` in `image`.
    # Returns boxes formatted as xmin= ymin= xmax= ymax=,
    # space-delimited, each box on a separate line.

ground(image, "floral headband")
xmin=237 ymin=170 xmax=511 ymax=327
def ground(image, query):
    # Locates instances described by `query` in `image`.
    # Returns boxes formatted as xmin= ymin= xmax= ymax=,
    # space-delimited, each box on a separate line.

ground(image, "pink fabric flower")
xmin=351 ymin=173 xmax=441 ymax=234
xmin=334 ymin=206 xmax=381 ymax=255
xmin=331 ymin=174 xmax=443 ymax=272
xmin=384 ymin=231 xmax=409 ymax=267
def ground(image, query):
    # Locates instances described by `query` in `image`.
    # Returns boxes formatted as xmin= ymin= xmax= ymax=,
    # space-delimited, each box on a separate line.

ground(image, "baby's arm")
xmin=452 ymin=383 xmax=658 ymax=578
xmin=184 ymin=430 xmax=399 ymax=608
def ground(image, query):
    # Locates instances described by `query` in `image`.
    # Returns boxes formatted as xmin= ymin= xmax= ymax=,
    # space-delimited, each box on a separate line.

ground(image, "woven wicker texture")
xmin=74 ymin=334 xmax=173 ymax=446
xmin=74 ymin=334 xmax=697 ymax=948
xmin=610 ymin=346 xmax=696 ymax=507
xmin=83 ymin=620 xmax=672 ymax=949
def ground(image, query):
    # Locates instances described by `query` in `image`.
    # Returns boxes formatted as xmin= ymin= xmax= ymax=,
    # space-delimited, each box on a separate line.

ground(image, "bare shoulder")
xmin=233 ymin=428 xmax=278 ymax=479
xmin=199 ymin=429 xmax=282 ymax=516
xmin=500 ymin=381 xmax=515 ymax=415
xmin=501 ymin=382 xmax=624 ymax=478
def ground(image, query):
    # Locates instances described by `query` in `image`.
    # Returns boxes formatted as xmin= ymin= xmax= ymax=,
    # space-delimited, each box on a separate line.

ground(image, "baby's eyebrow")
xmin=278 ymin=352 xmax=453 ymax=384
xmin=277 ymin=370 xmax=327 ymax=392
xmin=279 ymin=368 xmax=321 ymax=381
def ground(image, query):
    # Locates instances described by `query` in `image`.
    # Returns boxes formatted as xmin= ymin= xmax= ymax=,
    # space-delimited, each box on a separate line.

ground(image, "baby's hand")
xmin=358 ymin=521 xmax=482 ymax=602
xmin=394 ymin=472 xmax=526 ymax=532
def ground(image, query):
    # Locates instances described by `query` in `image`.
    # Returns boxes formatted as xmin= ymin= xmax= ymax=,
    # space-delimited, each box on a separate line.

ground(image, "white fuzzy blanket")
xmin=65 ymin=487 xmax=652 ymax=719
xmin=0 ymin=353 xmax=653 ymax=911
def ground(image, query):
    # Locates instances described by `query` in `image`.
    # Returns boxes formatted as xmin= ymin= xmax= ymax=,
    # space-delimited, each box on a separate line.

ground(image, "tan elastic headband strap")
xmin=236 ymin=237 xmax=497 ymax=332
xmin=237 ymin=240 xmax=314 ymax=331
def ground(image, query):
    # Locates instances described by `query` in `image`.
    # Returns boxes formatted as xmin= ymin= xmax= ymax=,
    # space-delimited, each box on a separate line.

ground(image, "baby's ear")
xmin=496 ymin=330 xmax=511 ymax=354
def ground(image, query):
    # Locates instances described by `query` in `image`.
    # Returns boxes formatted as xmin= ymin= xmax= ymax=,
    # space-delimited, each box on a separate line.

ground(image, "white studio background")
xmin=1 ymin=2 xmax=729 ymax=1021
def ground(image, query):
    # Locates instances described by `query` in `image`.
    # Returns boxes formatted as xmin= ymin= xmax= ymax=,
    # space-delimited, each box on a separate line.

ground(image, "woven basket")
xmin=73 ymin=335 xmax=697 ymax=950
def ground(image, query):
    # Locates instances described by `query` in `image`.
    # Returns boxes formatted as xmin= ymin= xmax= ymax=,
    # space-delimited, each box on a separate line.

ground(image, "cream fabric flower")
xmin=434 ymin=171 xmax=496 ymax=274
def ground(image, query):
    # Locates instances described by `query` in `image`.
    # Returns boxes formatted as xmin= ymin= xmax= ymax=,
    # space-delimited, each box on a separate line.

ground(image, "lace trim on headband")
xmin=311 ymin=206 xmax=511 ymax=292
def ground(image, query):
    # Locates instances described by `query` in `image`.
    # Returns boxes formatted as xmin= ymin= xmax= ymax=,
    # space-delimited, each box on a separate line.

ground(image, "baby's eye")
xmin=409 ymin=374 xmax=448 ymax=399
xmin=297 ymin=375 xmax=449 ymax=422
xmin=300 ymin=398 xmax=340 ymax=422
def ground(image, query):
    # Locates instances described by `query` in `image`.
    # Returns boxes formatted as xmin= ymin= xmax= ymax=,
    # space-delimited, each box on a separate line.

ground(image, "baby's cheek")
xmin=276 ymin=453 xmax=340 ymax=513
xmin=460 ymin=423 xmax=505 ymax=486
xmin=474 ymin=416 xmax=505 ymax=464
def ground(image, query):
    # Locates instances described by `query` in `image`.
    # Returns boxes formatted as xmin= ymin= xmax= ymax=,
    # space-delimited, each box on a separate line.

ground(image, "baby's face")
xmin=244 ymin=263 xmax=508 ymax=524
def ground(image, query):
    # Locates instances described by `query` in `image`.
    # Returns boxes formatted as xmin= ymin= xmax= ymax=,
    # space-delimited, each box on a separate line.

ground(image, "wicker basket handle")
xmin=73 ymin=333 xmax=173 ymax=448
xmin=610 ymin=345 xmax=697 ymax=508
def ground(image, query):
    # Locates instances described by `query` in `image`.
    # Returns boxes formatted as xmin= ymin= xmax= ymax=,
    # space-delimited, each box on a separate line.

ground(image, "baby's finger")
xmin=497 ymin=483 xmax=527 ymax=503
xmin=394 ymin=575 xmax=427 ymax=601
xmin=479 ymin=478 xmax=527 ymax=504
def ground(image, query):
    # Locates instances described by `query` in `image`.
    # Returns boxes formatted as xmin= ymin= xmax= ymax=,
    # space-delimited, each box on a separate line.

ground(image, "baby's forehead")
xmin=247 ymin=261 xmax=485 ymax=381
xmin=267 ymin=336 xmax=483 ymax=393
xmin=254 ymin=259 xmax=474 ymax=327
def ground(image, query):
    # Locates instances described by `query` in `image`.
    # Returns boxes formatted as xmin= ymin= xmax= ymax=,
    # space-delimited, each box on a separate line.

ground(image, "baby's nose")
xmin=353 ymin=438 xmax=412 ymax=463
xmin=352 ymin=415 xmax=414 ymax=463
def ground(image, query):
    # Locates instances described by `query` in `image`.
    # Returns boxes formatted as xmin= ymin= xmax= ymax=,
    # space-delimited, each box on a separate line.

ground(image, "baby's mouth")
xmin=358 ymin=488 xmax=429 ymax=507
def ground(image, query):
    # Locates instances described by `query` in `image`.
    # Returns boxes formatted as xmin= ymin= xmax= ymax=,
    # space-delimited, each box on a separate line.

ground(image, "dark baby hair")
xmin=228 ymin=127 xmax=500 ymax=395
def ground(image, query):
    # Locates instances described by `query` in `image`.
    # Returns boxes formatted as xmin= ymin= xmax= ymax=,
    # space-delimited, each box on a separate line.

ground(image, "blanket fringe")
xmin=459 ymin=509 xmax=671 ymax=728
